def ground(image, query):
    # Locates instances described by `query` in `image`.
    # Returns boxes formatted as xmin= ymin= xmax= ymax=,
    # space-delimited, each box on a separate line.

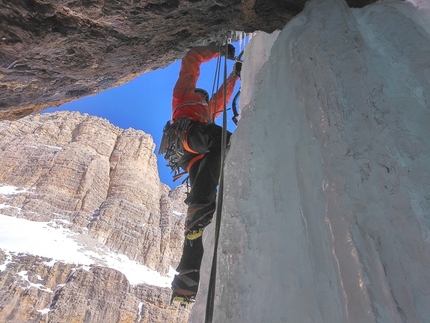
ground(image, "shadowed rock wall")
xmin=0 ymin=0 xmax=376 ymax=120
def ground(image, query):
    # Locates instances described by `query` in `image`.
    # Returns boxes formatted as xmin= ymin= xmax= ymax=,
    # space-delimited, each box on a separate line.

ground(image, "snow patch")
xmin=37 ymin=308 xmax=51 ymax=315
xmin=172 ymin=210 xmax=183 ymax=217
xmin=0 ymin=214 xmax=174 ymax=287
xmin=137 ymin=301 xmax=144 ymax=322
xmin=43 ymin=259 xmax=56 ymax=267
xmin=16 ymin=270 xmax=53 ymax=293
xmin=0 ymin=185 xmax=27 ymax=195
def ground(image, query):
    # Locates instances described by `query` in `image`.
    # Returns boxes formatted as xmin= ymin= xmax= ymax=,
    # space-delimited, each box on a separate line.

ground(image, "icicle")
xmin=239 ymin=32 xmax=244 ymax=52
xmin=236 ymin=31 xmax=242 ymax=48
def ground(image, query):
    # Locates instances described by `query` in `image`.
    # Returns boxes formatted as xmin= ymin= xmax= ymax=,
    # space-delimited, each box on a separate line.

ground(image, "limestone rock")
xmin=0 ymin=112 xmax=190 ymax=322
xmin=0 ymin=0 xmax=377 ymax=120
xmin=0 ymin=252 xmax=191 ymax=323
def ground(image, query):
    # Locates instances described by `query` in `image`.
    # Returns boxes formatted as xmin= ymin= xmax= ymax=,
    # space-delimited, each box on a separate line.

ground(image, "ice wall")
xmin=191 ymin=0 xmax=430 ymax=322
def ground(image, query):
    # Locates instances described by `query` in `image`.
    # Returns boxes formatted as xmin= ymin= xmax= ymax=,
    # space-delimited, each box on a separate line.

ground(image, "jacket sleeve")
xmin=172 ymin=45 xmax=220 ymax=102
xmin=208 ymin=72 xmax=240 ymax=122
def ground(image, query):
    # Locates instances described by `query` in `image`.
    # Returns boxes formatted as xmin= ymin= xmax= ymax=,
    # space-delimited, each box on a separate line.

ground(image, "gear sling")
xmin=158 ymin=115 xmax=203 ymax=182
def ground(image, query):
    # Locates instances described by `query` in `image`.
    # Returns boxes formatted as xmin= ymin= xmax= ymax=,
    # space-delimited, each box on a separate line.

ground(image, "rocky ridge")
xmin=0 ymin=111 xmax=190 ymax=322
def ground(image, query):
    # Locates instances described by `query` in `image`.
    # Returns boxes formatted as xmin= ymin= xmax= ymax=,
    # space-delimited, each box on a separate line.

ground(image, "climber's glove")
xmin=232 ymin=61 xmax=242 ymax=77
xmin=223 ymin=44 xmax=236 ymax=60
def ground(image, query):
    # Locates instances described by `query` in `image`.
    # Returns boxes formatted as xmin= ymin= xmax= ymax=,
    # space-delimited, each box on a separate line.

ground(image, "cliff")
xmin=0 ymin=111 xmax=190 ymax=322
xmin=0 ymin=0 xmax=376 ymax=120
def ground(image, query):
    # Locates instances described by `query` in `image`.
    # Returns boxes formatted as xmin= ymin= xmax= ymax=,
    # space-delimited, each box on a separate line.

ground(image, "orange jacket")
xmin=172 ymin=45 xmax=239 ymax=124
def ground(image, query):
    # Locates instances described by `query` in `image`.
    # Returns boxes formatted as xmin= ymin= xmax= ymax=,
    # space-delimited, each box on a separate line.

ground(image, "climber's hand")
xmin=224 ymin=44 xmax=236 ymax=60
xmin=232 ymin=61 xmax=242 ymax=77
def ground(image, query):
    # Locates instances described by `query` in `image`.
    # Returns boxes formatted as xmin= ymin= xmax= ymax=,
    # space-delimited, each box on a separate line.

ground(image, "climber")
xmin=158 ymin=44 xmax=241 ymax=305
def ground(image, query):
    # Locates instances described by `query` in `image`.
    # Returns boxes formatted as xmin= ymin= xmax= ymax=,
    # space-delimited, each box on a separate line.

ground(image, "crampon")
xmin=184 ymin=203 xmax=215 ymax=240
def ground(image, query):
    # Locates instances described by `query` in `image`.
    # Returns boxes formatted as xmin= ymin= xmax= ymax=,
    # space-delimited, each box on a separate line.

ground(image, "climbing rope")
xmin=205 ymin=42 xmax=230 ymax=323
xmin=210 ymin=51 xmax=222 ymax=123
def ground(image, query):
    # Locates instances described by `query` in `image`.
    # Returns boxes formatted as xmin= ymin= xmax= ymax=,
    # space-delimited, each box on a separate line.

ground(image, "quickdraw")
xmin=232 ymin=90 xmax=240 ymax=125
xmin=231 ymin=50 xmax=243 ymax=125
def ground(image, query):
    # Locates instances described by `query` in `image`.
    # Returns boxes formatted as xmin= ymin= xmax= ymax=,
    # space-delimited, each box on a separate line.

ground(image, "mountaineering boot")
xmin=171 ymin=269 xmax=200 ymax=306
xmin=184 ymin=202 xmax=216 ymax=240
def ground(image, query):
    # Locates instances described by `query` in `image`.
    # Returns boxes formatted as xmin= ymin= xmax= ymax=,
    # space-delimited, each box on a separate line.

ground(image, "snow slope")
xmin=191 ymin=0 xmax=430 ymax=322
xmin=0 ymin=185 xmax=175 ymax=287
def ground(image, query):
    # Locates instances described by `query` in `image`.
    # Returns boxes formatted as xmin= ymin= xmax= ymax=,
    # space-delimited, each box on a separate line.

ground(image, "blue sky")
xmin=44 ymin=44 xmax=241 ymax=189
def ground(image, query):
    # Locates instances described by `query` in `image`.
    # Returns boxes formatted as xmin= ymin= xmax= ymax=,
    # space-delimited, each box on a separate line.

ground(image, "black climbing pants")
xmin=176 ymin=122 xmax=231 ymax=273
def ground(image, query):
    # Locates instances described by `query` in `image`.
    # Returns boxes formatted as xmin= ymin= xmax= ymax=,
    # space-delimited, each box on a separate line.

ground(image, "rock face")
xmin=0 ymin=251 xmax=190 ymax=323
xmin=0 ymin=0 xmax=377 ymax=120
xmin=0 ymin=111 xmax=190 ymax=322
xmin=192 ymin=1 xmax=430 ymax=321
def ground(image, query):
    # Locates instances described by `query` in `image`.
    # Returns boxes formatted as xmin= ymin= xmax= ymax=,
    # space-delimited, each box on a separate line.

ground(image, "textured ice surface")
xmin=190 ymin=0 xmax=430 ymax=322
